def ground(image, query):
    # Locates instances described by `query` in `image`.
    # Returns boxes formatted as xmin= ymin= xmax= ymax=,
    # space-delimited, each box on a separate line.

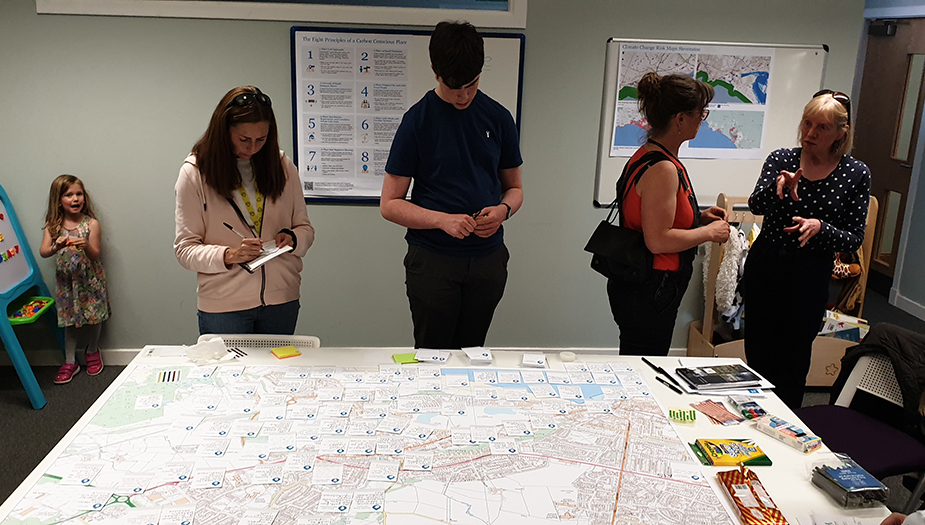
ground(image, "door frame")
xmin=860 ymin=7 xmax=925 ymax=319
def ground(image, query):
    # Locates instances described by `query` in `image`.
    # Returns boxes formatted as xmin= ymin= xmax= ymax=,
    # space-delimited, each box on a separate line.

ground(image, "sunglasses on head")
xmin=814 ymin=89 xmax=850 ymax=122
xmin=227 ymin=92 xmax=272 ymax=108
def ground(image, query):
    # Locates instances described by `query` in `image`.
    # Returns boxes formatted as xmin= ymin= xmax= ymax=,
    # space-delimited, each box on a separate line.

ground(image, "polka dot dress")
xmin=748 ymin=148 xmax=871 ymax=253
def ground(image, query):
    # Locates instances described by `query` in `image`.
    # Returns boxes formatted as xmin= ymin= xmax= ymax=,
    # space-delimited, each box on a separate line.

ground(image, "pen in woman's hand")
xmin=223 ymin=222 xmax=247 ymax=238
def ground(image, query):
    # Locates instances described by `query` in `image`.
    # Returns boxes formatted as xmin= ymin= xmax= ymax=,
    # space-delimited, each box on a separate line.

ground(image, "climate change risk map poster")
xmin=611 ymin=42 xmax=774 ymax=159
xmin=1 ymin=362 xmax=734 ymax=525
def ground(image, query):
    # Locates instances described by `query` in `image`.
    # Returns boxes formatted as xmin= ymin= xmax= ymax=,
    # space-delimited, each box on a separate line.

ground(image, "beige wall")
xmin=0 ymin=0 xmax=866 ymax=350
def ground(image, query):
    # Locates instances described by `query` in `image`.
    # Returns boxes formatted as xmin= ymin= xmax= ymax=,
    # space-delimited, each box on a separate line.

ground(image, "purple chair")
xmin=795 ymin=353 xmax=925 ymax=513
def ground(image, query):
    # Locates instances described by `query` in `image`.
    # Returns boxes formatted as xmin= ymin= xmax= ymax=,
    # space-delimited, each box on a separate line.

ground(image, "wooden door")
xmin=853 ymin=18 xmax=925 ymax=279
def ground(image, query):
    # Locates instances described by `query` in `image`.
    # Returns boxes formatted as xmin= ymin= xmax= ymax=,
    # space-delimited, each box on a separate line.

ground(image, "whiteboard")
xmin=290 ymin=27 xmax=525 ymax=203
xmin=594 ymin=38 xmax=827 ymax=207
xmin=0 ymin=196 xmax=31 ymax=296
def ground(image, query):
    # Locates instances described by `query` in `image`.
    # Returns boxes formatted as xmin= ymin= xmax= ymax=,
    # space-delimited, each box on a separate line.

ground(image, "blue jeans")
xmin=198 ymin=300 xmax=300 ymax=336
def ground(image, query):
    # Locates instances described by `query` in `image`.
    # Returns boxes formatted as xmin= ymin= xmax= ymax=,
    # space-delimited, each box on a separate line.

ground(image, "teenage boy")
xmin=381 ymin=20 xmax=524 ymax=349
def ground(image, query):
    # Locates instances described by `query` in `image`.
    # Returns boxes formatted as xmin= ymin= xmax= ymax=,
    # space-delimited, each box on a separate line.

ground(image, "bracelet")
xmin=500 ymin=202 xmax=512 ymax=220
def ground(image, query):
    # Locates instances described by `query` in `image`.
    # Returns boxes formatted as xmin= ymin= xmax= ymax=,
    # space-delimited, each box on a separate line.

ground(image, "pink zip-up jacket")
xmin=174 ymin=153 xmax=315 ymax=313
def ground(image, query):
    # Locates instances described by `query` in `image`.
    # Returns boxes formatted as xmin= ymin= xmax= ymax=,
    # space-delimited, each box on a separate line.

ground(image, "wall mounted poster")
xmin=611 ymin=42 xmax=774 ymax=160
xmin=294 ymin=30 xmax=411 ymax=199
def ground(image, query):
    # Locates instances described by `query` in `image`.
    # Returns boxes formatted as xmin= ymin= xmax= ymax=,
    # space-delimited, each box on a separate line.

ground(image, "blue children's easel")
xmin=0 ymin=183 xmax=65 ymax=409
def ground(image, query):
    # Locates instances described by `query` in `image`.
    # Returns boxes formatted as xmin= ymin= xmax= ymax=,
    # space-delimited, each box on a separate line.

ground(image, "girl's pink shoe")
xmin=86 ymin=351 xmax=103 ymax=376
xmin=55 ymin=363 xmax=80 ymax=384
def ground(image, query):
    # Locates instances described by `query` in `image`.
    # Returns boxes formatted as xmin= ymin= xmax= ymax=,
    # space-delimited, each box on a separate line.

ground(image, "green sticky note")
xmin=392 ymin=352 xmax=419 ymax=364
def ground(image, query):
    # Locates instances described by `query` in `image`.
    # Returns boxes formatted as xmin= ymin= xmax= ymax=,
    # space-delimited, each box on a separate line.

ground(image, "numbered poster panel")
xmin=611 ymin=42 xmax=774 ymax=160
xmin=294 ymin=30 xmax=412 ymax=199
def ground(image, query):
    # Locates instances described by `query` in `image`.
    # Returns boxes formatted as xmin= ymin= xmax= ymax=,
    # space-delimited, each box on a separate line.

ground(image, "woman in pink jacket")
xmin=175 ymin=86 xmax=314 ymax=335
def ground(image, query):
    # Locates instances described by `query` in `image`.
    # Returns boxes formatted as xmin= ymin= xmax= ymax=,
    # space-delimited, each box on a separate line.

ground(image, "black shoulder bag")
xmin=584 ymin=151 xmax=674 ymax=281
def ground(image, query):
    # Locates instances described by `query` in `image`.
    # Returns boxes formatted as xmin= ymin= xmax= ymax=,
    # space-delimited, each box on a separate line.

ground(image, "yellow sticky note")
xmin=392 ymin=352 xmax=418 ymax=364
xmin=272 ymin=345 xmax=301 ymax=359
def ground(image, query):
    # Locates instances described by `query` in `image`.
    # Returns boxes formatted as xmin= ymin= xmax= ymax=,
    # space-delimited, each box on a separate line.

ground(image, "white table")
xmin=0 ymin=348 xmax=891 ymax=525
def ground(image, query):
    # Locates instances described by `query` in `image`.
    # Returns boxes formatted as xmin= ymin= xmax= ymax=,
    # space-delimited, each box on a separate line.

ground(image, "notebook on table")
xmin=676 ymin=364 xmax=762 ymax=391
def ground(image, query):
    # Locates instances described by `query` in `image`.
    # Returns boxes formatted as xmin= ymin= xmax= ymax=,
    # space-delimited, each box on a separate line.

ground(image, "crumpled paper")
xmin=185 ymin=336 xmax=236 ymax=365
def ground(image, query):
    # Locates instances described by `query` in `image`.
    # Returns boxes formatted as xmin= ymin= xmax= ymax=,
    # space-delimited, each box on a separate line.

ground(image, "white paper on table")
xmin=316 ymin=490 xmax=353 ymax=512
xmin=312 ymin=462 xmax=344 ymax=484
xmin=191 ymin=466 xmax=226 ymax=488
xmin=367 ymin=459 xmax=400 ymax=482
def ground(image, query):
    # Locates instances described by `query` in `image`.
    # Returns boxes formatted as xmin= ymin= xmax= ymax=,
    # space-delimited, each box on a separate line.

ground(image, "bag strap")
xmin=607 ymin=150 xmax=672 ymax=224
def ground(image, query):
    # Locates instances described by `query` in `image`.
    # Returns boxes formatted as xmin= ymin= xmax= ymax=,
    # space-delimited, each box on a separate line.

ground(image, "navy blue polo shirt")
xmin=385 ymin=89 xmax=522 ymax=257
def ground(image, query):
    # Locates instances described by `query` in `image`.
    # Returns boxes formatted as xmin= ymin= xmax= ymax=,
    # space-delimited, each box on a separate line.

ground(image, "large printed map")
xmin=611 ymin=43 xmax=773 ymax=159
xmin=2 ymin=363 xmax=734 ymax=525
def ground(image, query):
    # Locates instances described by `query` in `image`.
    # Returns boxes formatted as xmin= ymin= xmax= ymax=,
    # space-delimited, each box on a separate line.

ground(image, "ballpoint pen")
xmin=655 ymin=375 xmax=683 ymax=395
xmin=223 ymin=222 xmax=248 ymax=238
xmin=641 ymin=357 xmax=684 ymax=389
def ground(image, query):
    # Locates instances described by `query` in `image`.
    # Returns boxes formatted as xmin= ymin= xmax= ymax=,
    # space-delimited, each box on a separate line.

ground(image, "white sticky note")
xmin=258 ymin=406 xmax=287 ymax=421
xmin=470 ymin=426 xmax=499 ymax=443
xmin=557 ymin=385 xmax=584 ymax=401
xmin=318 ymin=417 xmax=348 ymax=436
xmin=473 ymin=370 xmax=498 ymax=384
xmin=229 ymin=421 xmax=263 ymax=438
xmin=316 ymin=387 xmax=344 ymax=401
xmin=268 ymin=434 xmax=298 ymax=453
xmin=451 ymin=429 xmax=478 ymax=446
xmin=360 ymin=401 xmax=391 ymax=419
xmin=251 ymin=464 xmax=285 ymax=485
xmin=568 ymin=371 xmax=595 ymax=385
xmin=115 ymin=473 xmax=153 ymax=496
xmin=228 ymin=382 xmax=259 ymax=396
xmin=134 ymin=394 xmax=163 ymax=410
xmin=374 ymin=387 xmax=400 ymax=402
xmin=316 ymin=490 xmax=353 ymax=513
xmin=320 ymin=402 xmax=353 ymax=418
xmin=347 ymin=420 xmax=379 ymax=436
xmin=73 ymin=488 xmax=112 ymax=510
xmin=239 ymin=441 xmax=271 ymax=461
xmin=287 ymin=403 xmax=319 ymax=420
xmin=319 ymin=436 xmax=350 ymax=455
xmin=376 ymin=436 xmax=405 ymax=455
xmin=196 ymin=439 xmax=230 ymax=458
xmin=503 ymin=420 xmax=533 ymax=437
xmin=522 ymin=353 xmax=547 ymax=368
xmin=377 ymin=415 xmax=410 ymax=434
xmin=402 ymin=452 xmax=434 ymax=471
xmin=59 ymin=462 xmax=105 ymax=486
xmin=352 ymin=490 xmax=386 ymax=513
xmin=544 ymin=371 xmax=572 ymax=384
xmin=528 ymin=384 xmax=559 ymax=398
xmin=157 ymin=505 xmax=196 ymax=525
xmin=503 ymin=389 xmax=533 ymax=402
xmin=285 ymin=452 xmax=316 ymax=472
xmin=343 ymin=388 xmax=374 ymax=402
xmin=520 ymin=370 xmax=547 ymax=384
xmin=489 ymin=437 xmax=520 ymax=455
xmin=403 ymin=422 xmax=435 ymax=440
xmin=346 ymin=438 xmax=378 ymax=455
xmin=312 ymin=462 xmax=344 ymax=485
xmin=497 ymin=370 xmax=523 ymax=384
xmin=191 ymin=466 xmax=226 ymax=489
xmin=261 ymin=421 xmax=294 ymax=435
xmin=159 ymin=462 xmax=194 ymax=484
xmin=443 ymin=374 xmax=470 ymax=387
xmin=238 ymin=509 xmax=278 ymax=525
xmin=367 ymin=460 xmax=400 ymax=482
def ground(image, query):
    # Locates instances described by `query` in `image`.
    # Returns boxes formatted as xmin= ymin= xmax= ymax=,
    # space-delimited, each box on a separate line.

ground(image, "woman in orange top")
xmin=607 ymin=72 xmax=730 ymax=356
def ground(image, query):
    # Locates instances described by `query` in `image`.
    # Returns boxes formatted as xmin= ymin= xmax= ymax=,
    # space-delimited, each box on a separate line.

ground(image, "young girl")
xmin=40 ymin=175 xmax=111 ymax=384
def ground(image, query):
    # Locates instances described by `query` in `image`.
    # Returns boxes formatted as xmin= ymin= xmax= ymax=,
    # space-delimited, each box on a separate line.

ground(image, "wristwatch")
xmin=500 ymin=202 xmax=512 ymax=220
